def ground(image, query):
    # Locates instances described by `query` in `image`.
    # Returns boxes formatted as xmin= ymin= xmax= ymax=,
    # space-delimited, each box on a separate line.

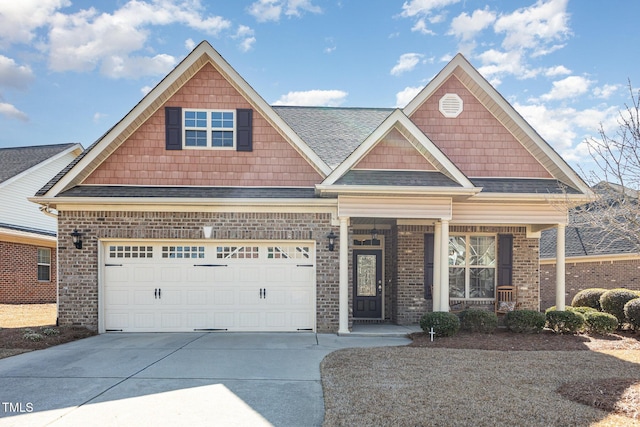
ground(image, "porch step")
xmin=346 ymin=323 xmax=422 ymax=337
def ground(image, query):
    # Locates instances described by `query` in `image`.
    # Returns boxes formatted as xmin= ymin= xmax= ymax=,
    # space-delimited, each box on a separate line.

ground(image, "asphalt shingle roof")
xmin=273 ymin=106 xmax=393 ymax=169
xmin=57 ymin=186 xmax=317 ymax=199
xmin=470 ymin=178 xmax=581 ymax=194
xmin=335 ymin=170 xmax=461 ymax=187
xmin=0 ymin=144 xmax=77 ymax=184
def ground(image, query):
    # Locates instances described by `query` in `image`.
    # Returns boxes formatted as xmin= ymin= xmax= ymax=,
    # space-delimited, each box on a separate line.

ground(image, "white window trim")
xmin=183 ymin=109 xmax=236 ymax=150
xmin=449 ymin=233 xmax=496 ymax=300
xmin=37 ymin=247 xmax=51 ymax=282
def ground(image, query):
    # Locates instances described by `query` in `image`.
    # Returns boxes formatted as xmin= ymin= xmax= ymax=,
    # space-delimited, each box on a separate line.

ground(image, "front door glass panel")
xmin=356 ymin=254 xmax=377 ymax=296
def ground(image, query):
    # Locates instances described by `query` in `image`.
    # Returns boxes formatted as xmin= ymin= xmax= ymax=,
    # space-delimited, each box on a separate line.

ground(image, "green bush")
xmin=571 ymin=288 xmax=609 ymax=311
xmin=459 ymin=309 xmax=498 ymax=333
xmin=546 ymin=310 xmax=584 ymax=334
xmin=600 ymin=289 xmax=640 ymax=325
xmin=41 ymin=327 xmax=59 ymax=336
xmin=23 ymin=331 xmax=43 ymax=341
xmin=624 ymin=298 xmax=640 ymax=331
xmin=505 ymin=310 xmax=546 ymax=334
xmin=544 ymin=306 xmax=597 ymax=315
xmin=420 ymin=312 xmax=460 ymax=337
xmin=584 ymin=312 xmax=618 ymax=335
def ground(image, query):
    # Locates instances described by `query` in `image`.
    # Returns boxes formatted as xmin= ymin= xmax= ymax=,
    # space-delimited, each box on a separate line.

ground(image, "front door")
xmin=353 ymin=249 xmax=382 ymax=318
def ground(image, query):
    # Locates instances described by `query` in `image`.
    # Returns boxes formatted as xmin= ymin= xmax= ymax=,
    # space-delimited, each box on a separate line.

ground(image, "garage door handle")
xmin=193 ymin=264 xmax=228 ymax=267
xmin=154 ymin=288 xmax=158 ymax=299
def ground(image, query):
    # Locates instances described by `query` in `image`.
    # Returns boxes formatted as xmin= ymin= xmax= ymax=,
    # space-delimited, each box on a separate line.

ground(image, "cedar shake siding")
xmin=84 ymin=63 xmax=322 ymax=187
xmin=354 ymin=128 xmax=437 ymax=171
xmin=409 ymin=75 xmax=552 ymax=178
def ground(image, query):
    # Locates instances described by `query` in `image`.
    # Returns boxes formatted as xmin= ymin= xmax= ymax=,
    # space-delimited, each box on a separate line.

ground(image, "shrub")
xmin=546 ymin=310 xmax=584 ymax=334
xmin=571 ymin=288 xmax=609 ymax=311
xmin=600 ymin=289 xmax=640 ymax=325
xmin=41 ymin=327 xmax=59 ymax=336
xmin=459 ymin=309 xmax=498 ymax=333
xmin=624 ymin=298 xmax=640 ymax=331
xmin=420 ymin=312 xmax=460 ymax=337
xmin=23 ymin=331 xmax=44 ymax=341
xmin=584 ymin=312 xmax=618 ymax=335
xmin=544 ymin=306 xmax=596 ymax=315
xmin=505 ymin=310 xmax=546 ymax=334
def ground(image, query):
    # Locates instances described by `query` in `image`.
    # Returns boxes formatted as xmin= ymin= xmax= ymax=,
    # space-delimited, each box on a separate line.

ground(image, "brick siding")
xmin=0 ymin=241 xmax=57 ymax=304
xmin=395 ymin=225 xmax=540 ymax=325
xmin=540 ymin=258 xmax=640 ymax=310
xmin=57 ymin=211 xmax=338 ymax=332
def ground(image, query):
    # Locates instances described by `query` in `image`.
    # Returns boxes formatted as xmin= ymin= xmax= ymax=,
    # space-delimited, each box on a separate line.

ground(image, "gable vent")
xmin=439 ymin=93 xmax=463 ymax=118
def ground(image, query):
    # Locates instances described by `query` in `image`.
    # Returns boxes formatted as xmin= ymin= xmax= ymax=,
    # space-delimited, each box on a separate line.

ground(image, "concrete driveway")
xmin=0 ymin=332 xmax=410 ymax=426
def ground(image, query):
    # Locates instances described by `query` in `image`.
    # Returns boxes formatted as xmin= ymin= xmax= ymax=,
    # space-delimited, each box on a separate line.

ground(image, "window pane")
xmin=185 ymin=130 xmax=207 ymax=147
xmin=212 ymin=131 xmax=233 ymax=147
xmin=449 ymin=267 xmax=465 ymax=298
xmin=470 ymin=268 xmax=495 ymax=298
xmin=38 ymin=265 xmax=50 ymax=281
xmin=37 ymin=248 xmax=50 ymax=264
xmin=212 ymin=111 xmax=234 ymax=128
xmin=448 ymin=236 xmax=466 ymax=266
xmin=470 ymin=236 xmax=496 ymax=266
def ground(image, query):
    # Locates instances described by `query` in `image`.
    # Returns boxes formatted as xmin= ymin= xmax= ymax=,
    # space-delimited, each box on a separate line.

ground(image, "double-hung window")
xmin=37 ymin=248 xmax=51 ymax=282
xmin=449 ymin=235 xmax=496 ymax=299
xmin=184 ymin=110 xmax=235 ymax=148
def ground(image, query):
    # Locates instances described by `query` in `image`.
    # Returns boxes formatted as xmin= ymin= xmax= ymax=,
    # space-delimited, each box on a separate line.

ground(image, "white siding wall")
xmin=0 ymin=152 xmax=77 ymax=233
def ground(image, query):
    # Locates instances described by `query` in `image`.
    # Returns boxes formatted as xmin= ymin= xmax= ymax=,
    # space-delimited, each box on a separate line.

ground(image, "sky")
xmin=0 ymin=0 xmax=638 ymax=175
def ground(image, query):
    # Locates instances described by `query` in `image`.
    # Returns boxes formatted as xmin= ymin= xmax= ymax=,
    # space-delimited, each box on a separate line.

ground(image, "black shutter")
xmin=498 ymin=234 xmax=513 ymax=286
xmin=165 ymin=107 xmax=182 ymax=150
xmin=424 ymin=233 xmax=434 ymax=299
xmin=236 ymin=108 xmax=253 ymax=152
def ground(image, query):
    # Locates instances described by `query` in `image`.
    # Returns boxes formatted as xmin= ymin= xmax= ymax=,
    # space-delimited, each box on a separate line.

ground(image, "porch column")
xmin=338 ymin=217 xmax=350 ymax=334
xmin=432 ymin=221 xmax=441 ymax=311
xmin=439 ymin=220 xmax=450 ymax=311
xmin=555 ymin=223 xmax=566 ymax=310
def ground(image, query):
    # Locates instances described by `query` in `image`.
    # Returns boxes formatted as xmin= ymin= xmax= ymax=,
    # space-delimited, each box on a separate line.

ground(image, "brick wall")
xmin=540 ymin=258 xmax=640 ymax=310
xmin=57 ymin=211 xmax=338 ymax=332
xmin=395 ymin=225 xmax=540 ymax=325
xmin=0 ymin=241 xmax=57 ymax=304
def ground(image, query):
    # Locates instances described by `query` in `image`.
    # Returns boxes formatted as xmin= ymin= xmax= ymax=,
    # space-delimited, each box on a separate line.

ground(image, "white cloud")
xmin=395 ymin=86 xmax=424 ymax=107
xmin=233 ymin=25 xmax=256 ymax=52
xmin=248 ymin=0 xmax=321 ymax=22
xmin=400 ymin=0 xmax=460 ymax=18
xmin=540 ymin=75 xmax=593 ymax=101
xmin=593 ymin=84 xmax=619 ymax=99
xmin=494 ymin=0 xmax=570 ymax=54
xmin=0 ymin=55 xmax=35 ymax=90
xmin=185 ymin=38 xmax=196 ymax=51
xmin=93 ymin=112 xmax=107 ymax=123
xmin=140 ymin=85 xmax=153 ymax=95
xmin=448 ymin=8 xmax=496 ymax=42
xmin=411 ymin=18 xmax=435 ymax=35
xmin=544 ymin=65 xmax=571 ymax=77
xmin=47 ymin=1 xmax=231 ymax=77
xmin=273 ymin=89 xmax=347 ymax=106
xmin=0 ymin=102 xmax=28 ymax=121
xmin=0 ymin=0 xmax=69 ymax=46
xmin=391 ymin=53 xmax=424 ymax=76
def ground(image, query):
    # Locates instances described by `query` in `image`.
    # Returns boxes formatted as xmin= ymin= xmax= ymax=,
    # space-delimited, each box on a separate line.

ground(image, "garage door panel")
xmin=103 ymin=241 xmax=315 ymax=332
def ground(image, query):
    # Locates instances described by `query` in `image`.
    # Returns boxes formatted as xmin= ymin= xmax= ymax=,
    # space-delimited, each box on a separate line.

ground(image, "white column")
xmin=439 ymin=220 xmax=450 ymax=311
xmin=555 ymin=223 xmax=566 ymax=311
xmin=432 ymin=222 xmax=441 ymax=311
xmin=338 ymin=217 xmax=350 ymax=334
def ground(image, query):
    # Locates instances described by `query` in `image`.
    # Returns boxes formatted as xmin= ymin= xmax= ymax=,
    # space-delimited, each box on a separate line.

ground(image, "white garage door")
xmin=101 ymin=241 xmax=316 ymax=332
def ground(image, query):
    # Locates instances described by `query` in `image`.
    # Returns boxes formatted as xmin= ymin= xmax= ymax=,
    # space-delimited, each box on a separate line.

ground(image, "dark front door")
xmin=353 ymin=249 xmax=382 ymax=318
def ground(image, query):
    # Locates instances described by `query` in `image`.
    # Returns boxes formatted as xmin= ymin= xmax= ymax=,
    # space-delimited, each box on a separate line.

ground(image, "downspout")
xmin=39 ymin=204 xmax=59 ymax=325
xmin=39 ymin=204 xmax=58 ymax=218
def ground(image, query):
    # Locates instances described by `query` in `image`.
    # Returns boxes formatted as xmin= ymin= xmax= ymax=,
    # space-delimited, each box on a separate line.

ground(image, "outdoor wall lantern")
xmin=70 ymin=229 xmax=83 ymax=250
xmin=370 ymin=220 xmax=378 ymax=241
xmin=327 ymin=230 xmax=336 ymax=251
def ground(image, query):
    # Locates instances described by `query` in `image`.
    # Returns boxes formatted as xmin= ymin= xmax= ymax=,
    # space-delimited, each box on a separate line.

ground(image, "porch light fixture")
xmin=70 ymin=229 xmax=83 ymax=250
xmin=327 ymin=230 xmax=336 ymax=251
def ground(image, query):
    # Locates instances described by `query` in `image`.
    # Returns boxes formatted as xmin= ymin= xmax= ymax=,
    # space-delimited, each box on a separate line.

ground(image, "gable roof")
xmin=38 ymin=41 xmax=332 ymax=198
xmin=0 ymin=143 xmax=80 ymax=185
xmin=404 ymin=53 xmax=591 ymax=196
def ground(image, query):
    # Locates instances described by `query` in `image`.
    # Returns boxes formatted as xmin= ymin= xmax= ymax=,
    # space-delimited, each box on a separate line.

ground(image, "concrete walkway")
xmin=0 ymin=332 xmax=410 ymax=427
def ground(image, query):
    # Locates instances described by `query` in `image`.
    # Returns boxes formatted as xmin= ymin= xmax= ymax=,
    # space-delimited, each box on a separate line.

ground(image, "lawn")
xmin=321 ymin=331 xmax=640 ymax=427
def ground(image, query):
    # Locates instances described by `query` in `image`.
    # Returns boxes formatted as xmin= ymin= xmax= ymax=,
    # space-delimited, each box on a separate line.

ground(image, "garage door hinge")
xmin=297 ymin=328 xmax=313 ymax=331
xmin=193 ymin=328 xmax=228 ymax=331
xmin=105 ymin=329 xmax=123 ymax=332
xmin=104 ymin=263 xmax=123 ymax=267
xmin=296 ymin=264 xmax=314 ymax=267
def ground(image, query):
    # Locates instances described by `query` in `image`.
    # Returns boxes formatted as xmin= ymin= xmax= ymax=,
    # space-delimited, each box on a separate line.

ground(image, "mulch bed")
xmin=0 ymin=326 xmax=96 ymax=359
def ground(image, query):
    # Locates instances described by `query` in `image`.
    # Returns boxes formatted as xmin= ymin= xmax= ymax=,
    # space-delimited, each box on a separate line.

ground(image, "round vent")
xmin=439 ymin=93 xmax=463 ymax=118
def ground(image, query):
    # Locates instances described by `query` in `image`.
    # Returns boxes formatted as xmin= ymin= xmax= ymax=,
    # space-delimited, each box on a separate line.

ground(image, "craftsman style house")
xmin=32 ymin=41 xmax=589 ymax=333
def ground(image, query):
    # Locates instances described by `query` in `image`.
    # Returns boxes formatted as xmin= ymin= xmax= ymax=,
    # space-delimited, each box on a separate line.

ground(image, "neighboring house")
xmin=540 ymin=185 xmax=640 ymax=310
xmin=31 ymin=41 xmax=590 ymax=333
xmin=0 ymin=144 xmax=83 ymax=304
